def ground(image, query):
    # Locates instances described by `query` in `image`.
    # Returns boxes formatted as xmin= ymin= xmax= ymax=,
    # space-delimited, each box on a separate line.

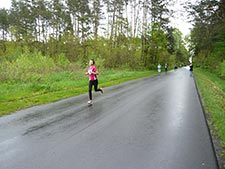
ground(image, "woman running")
xmin=86 ymin=59 xmax=103 ymax=104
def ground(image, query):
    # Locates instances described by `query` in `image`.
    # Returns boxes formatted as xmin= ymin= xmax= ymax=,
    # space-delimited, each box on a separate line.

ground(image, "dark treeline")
xmin=0 ymin=0 xmax=188 ymax=73
xmin=186 ymin=0 xmax=225 ymax=78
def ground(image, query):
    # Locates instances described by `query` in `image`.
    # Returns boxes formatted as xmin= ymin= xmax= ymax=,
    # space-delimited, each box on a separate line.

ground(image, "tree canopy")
xmin=186 ymin=0 xmax=225 ymax=78
xmin=0 ymin=0 xmax=191 ymax=71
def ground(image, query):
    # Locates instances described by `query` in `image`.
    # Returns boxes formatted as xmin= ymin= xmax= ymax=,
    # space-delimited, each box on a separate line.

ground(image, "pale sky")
xmin=0 ymin=0 xmax=11 ymax=9
xmin=169 ymin=0 xmax=194 ymax=37
xmin=0 ymin=0 xmax=193 ymax=36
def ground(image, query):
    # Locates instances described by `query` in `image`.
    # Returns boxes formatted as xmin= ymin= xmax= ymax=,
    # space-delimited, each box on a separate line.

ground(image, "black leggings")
xmin=89 ymin=80 xmax=101 ymax=100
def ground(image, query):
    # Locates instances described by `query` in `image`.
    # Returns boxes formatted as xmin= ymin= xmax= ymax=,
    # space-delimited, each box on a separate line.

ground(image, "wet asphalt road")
xmin=0 ymin=68 xmax=218 ymax=169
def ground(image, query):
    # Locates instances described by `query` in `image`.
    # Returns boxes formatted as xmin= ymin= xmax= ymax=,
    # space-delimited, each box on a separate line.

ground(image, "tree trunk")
xmin=221 ymin=0 xmax=225 ymax=23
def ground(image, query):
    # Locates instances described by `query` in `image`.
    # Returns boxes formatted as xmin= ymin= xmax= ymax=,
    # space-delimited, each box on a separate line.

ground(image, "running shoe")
xmin=88 ymin=100 xmax=93 ymax=104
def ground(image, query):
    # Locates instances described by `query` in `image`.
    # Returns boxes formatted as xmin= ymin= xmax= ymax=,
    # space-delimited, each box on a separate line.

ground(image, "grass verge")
xmin=195 ymin=68 xmax=225 ymax=167
xmin=0 ymin=70 xmax=157 ymax=116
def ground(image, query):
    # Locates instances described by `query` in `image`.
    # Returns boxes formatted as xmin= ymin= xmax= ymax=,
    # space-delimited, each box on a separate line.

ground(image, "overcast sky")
xmin=0 ymin=0 xmax=11 ymax=9
xmin=0 ymin=0 xmax=193 ymax=36
xmin=169 ymin=0 xmax=194 ymax=37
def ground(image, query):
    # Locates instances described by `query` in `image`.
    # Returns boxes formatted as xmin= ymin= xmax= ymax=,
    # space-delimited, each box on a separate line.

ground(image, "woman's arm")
xmin=93 ymin=71 xmax=99 ymax=75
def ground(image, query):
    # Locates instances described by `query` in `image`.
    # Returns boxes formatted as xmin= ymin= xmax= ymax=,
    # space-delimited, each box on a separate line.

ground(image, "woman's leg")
xmin=94 ymin=80 xmax=103 ymax=93
xmin=89 ymin=81 xmax=94 ymax=100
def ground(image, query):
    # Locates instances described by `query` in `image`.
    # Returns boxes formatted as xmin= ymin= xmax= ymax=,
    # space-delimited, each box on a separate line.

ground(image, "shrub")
xmin=0 ymin=49 xmax=56 ymax=82
xmin=218 ymin=60 xmax=225 ymax=79
xmin=55 ymin=53 xmax=70 ymax=71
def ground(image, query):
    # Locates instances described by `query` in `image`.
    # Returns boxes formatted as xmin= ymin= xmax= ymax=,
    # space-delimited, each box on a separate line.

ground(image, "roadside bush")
xmin=218 ymin=60 xmax=225 ymax=79
xmin=0 ymin=49 xmax=56 ymax=82
xmin=55 ymin=53 xmax=71 ymax=71
xmin=0 ymin=48 xmax=82 ymax=83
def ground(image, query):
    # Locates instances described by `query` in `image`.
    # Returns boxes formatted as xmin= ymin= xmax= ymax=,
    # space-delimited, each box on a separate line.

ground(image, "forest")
xmin=0 ymin=0 xmax=189 ymax=82
xmin=0 ymin=0 xmax=224 ymax=81
xmin=186 ymin=0 xmax=225 ymax=78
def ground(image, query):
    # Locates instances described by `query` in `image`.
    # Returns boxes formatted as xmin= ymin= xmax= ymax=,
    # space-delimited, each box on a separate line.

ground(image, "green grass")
xmin=0 ymin=70 xmax=157 ymax=116
xmin=195 ymin=68 xmax=225 ymax=161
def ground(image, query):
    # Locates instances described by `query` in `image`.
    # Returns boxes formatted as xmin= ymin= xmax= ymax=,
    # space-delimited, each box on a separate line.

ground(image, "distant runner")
xmin=157 ymin=64 xmax=162 ymax=73
xmin=165 ymin=63 xmax=168 ymax=72
xmin=86 ymin=59 xmax=103 ymax=105
xmin=190 ymin=63 xmax=193 ymax=76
